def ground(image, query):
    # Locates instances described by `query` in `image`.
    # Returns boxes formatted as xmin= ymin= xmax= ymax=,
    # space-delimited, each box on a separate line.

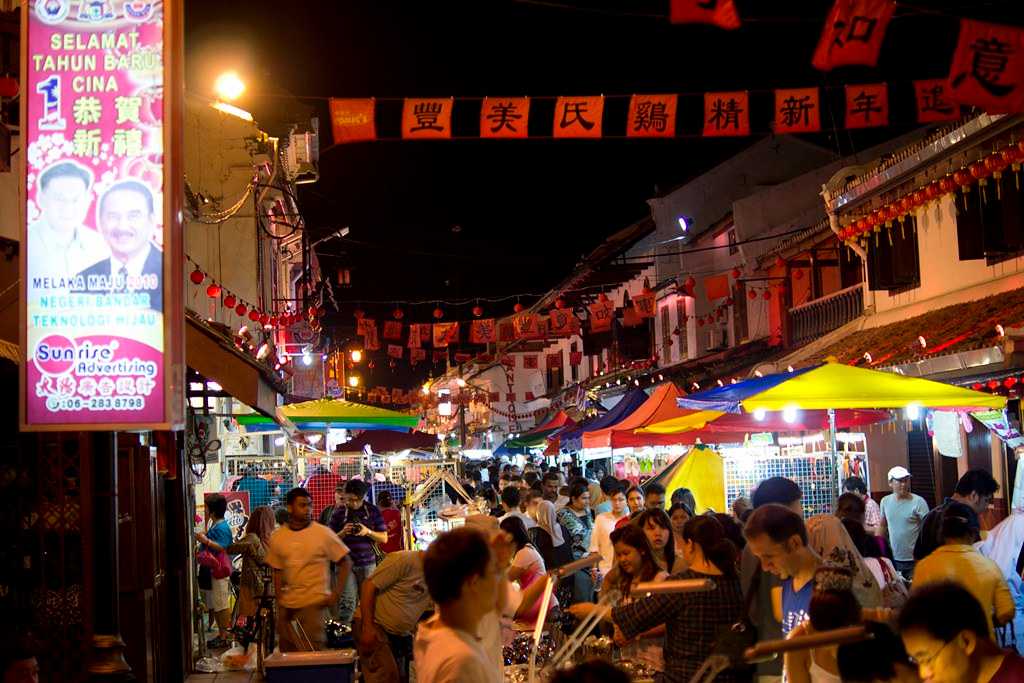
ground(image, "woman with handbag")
xmin=226 ymin=506 xmax=275 ymax=620
xmin=196 ymin=494 xmax=235 ymax=649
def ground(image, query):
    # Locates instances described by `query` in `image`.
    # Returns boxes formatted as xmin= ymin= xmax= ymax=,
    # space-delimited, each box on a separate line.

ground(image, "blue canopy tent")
xmin=556 ymin=388 xmax=650 ymax=452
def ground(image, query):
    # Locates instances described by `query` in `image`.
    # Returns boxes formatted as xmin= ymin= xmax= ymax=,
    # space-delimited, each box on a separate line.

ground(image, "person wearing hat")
xmin=879 ymin=466 xmax=929 ymax=582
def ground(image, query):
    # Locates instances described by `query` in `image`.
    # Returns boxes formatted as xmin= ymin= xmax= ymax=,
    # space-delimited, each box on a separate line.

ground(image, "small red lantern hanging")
xmin=235 ymin=303 xmax=248 ymax=316
xmin=1004 ymin=377 xmax=1018 ymax=389
xmin=189 ymin=267 xmax=205 ymax=285
xmin=912 ymin=189 xmax=927 ymax=208
xmin=926 ymin=181 xmax=942 ymax=201
xmin=393 ymin=308 xmax=404 ymax=320
xmin=513 ymin=303 xmax=524 ymax=313
xmin=223 ymin=294 xmax=237 ymax=308
xmin=433 ymin=307 xmax=444 ymax=319
xmin=939 ymin=175 xmax=957 ymax=195
xmin=747 ymin=289 xmax=757 ymax=300
xmin=206 ymin=283 xmax=221 ymax=298
xmin=472 ymin=305 xmax=484 ymax=317
xmin=763 ymin=290 xmax=772 ymax=300
xmin=317 ymin=306 xmax=326 ymax=318
xmin=972 ymin=383 xmax=984 ymax=391
xmin=697 ymin=317 xmax=705 ymax=327
xmin=730 ymin=268 xmax=741 ymax=279
xmin=248 ymin=310 xmax=260 ymax=322
xmin=774 ymin=257 xmax=786 ymax=269
xmin=987 ymin=379 xmax=1001 ymax=391
xmin=0 ymin=76 xmax=18 ymax=99
xmin=269 ymin=316 xmax=278 ymax=328
xmin=986 ymin=152 xmax=1009 ymax=199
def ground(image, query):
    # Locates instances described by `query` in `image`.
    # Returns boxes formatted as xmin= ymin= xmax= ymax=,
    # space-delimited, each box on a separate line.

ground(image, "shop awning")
xmin=646 ymin=445 xmax=725 ymax=513
xmin=582 ymin=383 xmax=691 ymax=449
xmin=186 ymin=316 xmax=285 ymax=418
xmin=675 ymin=360 xmax=1006 ymax=413
xmin=557 ymin=388 xmax=650 ymax=451
xmin=236 ymin=397 xmax=420 ymax=431
xmin=640 ymin=407 xmax=890 ymax=435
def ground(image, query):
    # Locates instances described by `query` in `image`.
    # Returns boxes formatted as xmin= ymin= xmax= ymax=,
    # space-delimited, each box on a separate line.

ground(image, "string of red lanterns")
xmin=836 ymin=142 xmax=1024 ymax=244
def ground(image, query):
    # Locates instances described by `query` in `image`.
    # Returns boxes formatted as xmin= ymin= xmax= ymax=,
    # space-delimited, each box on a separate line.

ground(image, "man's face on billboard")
xmin=39 ymin=175 xmax=90 ymax=235
xmin=99 ymin=188 xmax=152 ymax=261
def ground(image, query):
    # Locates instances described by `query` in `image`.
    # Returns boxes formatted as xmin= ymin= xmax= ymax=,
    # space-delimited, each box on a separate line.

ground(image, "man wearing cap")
xmin=879 ymin=466 xmax=929 ymax=582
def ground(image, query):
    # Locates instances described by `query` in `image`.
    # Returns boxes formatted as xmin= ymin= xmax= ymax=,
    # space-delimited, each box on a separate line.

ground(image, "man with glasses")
xmin=899 ymin=582 xmax=1024 ymax=683
xmin=914 ymin=469 xmax=999 ymax=562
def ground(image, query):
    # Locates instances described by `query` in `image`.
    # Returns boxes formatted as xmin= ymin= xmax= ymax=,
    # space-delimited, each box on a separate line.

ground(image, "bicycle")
xmin=231 ymin=573 xmax=276 ymax=674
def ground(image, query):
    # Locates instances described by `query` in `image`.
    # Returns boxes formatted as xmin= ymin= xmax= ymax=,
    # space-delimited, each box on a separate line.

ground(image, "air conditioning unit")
xmin=285 ymin=118 xmax=319 ymax=184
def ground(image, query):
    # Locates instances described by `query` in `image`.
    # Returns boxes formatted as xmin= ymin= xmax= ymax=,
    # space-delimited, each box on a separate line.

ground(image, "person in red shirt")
xmin=899 ymin=581 xmax=1024 ymax=683
xmin=378 ymin=490 xmax=404 ymax=553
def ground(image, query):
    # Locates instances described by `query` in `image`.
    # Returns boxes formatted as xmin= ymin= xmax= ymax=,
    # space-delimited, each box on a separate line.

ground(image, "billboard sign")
xmin=22 ymin=0 xmax=183 ymax=430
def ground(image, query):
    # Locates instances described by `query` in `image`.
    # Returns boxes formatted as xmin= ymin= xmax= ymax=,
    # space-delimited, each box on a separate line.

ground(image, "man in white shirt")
xmin=590 ymin=482 xmax=628 ymax=582
xmin=414 ymin=527 xmax=503 ymax=683
xmin=77 ymin=179 xmax=163 ymax=312
xmin=266 ymin=487 xmax=351 ymax=651
xmin=27 ymin=161 xmax=108 ymax=297
xmin=498 ymin=485 xmax=535 ymax=530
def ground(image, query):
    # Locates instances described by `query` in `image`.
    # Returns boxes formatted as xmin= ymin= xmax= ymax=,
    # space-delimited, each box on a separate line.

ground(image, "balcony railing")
xmin=788 ymin=283 xmax=864 ymax=347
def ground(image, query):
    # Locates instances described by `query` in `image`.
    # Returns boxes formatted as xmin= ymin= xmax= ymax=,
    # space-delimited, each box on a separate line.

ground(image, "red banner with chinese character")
xmin=913 ymin=79 xmax=960 ymax=123
xmin=670 ymin=0 xmax=740 ymax=29
xmin=387 ymin=344 xmax=403 ymax=359
xmin=947 ymin=19 xmax=1024 ymax=114
xmin=432 ymin=322 xmax=459 ymax=348
xmin=470 ymin=318 xmax=497 ymax=344
xmin=513 ymin=313 xmax=540 ymax=338
xmin=383 ymin=320 xmax=403 ymax=341
xmin=548 ymin=309 xmax=578 ymax=336
xmin=553 ymin=96 xmax=604 ymax=138
xmin=402 ymin=98 xmax=453 ymax=139
xmin=774 ymin=88 xmax=821 ymax=134
xmin=329 ymin=98 xmax=376 ymax=143
xmin=523 ymin=355 xmax=539 ymax=370
xmin=365 ymin=324 xmax=381 ymax=351
xmin=633 ymin=292 xmax=657 ymax=318
xmin=410 ymin=348 xmax=427 ymax=363
xmin=845 ymin=83 xmax=889 ymax=128
xmin=703 ymin=92 xmax=750 ymax=137
xmin=408 ymin=323 xmax=430 ymax=348
xmin=627 ymin=94 xmax=677 ymax=138
xmin=481 ymin=97 xmax=530 ymax=138
xmin=589 ymin=300 xmax=615 ymax=332
xmin=812 ymin=0 xmax=895 ymax=71
xmin=357 ymin=317 xmax=376 ymax=337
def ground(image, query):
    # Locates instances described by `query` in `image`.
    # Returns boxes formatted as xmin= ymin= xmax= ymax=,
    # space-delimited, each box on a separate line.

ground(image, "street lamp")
xmin=348 ymin=375 xmax=360 ymax=388
xmin=350 ymin=349 xmax=363 ymax=363
xmin=214 ymin=71 xmax=245 ymax=101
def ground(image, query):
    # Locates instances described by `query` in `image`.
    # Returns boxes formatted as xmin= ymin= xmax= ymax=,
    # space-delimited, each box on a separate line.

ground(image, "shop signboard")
xmin=21 ymin=0 xmax=184 ymax=430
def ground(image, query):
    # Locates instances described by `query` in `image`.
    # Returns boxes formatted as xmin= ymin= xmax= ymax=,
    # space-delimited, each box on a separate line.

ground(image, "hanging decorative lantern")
xmin=763 ymin=289 xmax=772 ymax=300
xmin=235 ymin=303 xmax=248 ymax=316
xmin=0 ymin=76 xmax=18 ymax=99
xmin=472 ymin=305 xmax=484 ymax=317
xmin=259 ymin=313 xmax=270 ymax=326
xmin=970 ymin=160 xmax=991 ymax=203
xmin=987 ymin=379 xmax=1001 ymax=391
xmin=747 ymin=289 xmax=757 ymax=300
xmin=269 ymin=316 xmax=278 ymax=328
xmin=433 ymin=307 xmax=444 ymax=319
xmin=1004 ymin=377 xmax=1018 ymax=389
xmin=774 ymin=256 xmax=786 ymax=269
xmin=986 ymin=152 xmax=1009 ymax=199
xmin=939 ymin=174 xmax=957 ymax=195
xmin=912 ymin=189 xmax=927 ymax=208
xmin=697 ymin=317 xmax=705 ymax=327
xmin=189 ymin=267 xmax=205 ymax=285
xmin=513 ymin=303 xmax=524 ymax=313
xmin=898 ymin=196 xmax=913 ymax=217
xmin=926 ymin=181 xmax=942 ymax=201
xmin=248 ymin=310 xmax=260 ymax=322
xmin=223 ymin=294 xmax=237 ymax=309
xmin=206 ymin=283 xmax=221 ymax=298
xmin=973 ymin=383 xmax=984 ymax=391
xmin=730 ymin=268 xmax=741 ymax=279
xmin=1002 ymin=146 xmax=1024 ymax=190
xmin=393 ymin=308 xmax=404 ymax=320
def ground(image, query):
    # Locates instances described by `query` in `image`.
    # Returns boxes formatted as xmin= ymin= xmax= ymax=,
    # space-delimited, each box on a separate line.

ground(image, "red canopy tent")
xmin=335 ymin=430 xmax=438 ymax=453
xmin=582 ymin=384 xmax=690 ymax=449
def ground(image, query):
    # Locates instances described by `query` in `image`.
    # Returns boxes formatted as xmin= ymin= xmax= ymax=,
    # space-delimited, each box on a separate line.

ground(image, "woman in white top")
xmin=499 ymin=516 xmax=556 ymax=627
xmin=590 ymin=485 xmax=629 ymax=583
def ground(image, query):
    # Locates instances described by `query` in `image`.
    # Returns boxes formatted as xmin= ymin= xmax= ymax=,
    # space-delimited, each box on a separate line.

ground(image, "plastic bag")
xmin=220 ymin=643 xmax=256 ymax=671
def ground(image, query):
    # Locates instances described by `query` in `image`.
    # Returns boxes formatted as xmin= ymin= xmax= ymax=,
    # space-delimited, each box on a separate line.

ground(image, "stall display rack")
xmin=723 ymin=447 xmax=839 ymax=518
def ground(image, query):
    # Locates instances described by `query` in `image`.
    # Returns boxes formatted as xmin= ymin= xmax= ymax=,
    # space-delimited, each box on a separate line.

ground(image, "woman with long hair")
xmin=226 ymin=505 xmax=275 ymax=620
xmin=568 ymin=525 xmax=669 ymax=676
xmin=635 ymin=508 xmax=681 ymax=574
xmin=500 ymin=516 xmax=557 ymax=625
xmin=668 ymin=503 xmax=692 ymax=568
xmin=610 ymin=515 xmax=746 ymax=682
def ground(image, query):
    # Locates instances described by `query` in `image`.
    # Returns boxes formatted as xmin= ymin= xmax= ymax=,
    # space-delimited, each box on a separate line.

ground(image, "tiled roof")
xmin=808 ymin=287 xmax=1024 ymax=368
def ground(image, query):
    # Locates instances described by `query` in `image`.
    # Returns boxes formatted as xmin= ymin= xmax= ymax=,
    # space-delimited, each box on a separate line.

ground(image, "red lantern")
xmin=555 ymin=298 xmax=566 ymax=309
xmin=926 ymin=181 xmax=942 ymax=200
xmin=206 ymin=283 xmax=221 ymax=298
xmin=774 ymin=257 xmax=786 ymax=270
xmin=235 ymin=303 xmax=248 ymax=316
xmin=987 ymin=379 xmax=1001 ymax=390
xmin=939 ymin=175 xmax=957 ymax=194
xmin=912 ymin=189 xmax=926 ymax=207
xmin=189 ymin=268 xmax=205 ymax=285
xmin=433 ymin=307 xmax=444 ymax=319
xmin=317 ymin=307 xmax=326 ymax=318
xmin=730 ymin=268 xmax=741 ymax=279
xmin=354 ymin=308 xmax=365 ymax=319
xmin=472 ymin=305 xmax=484 ymax=317
xmin=763 ymin=290 xmax=772 ymax=300
xmin=953 ymin=169 xmax=973 ymax=187
xmin=223 ymin=294 xmax=237 ymax=308
xmin=747 ymin=289 xmax=757 ymax=300
xmin=1005 ymin=377 xmax=1018 ymax=389
xmin=854 ymin=219 xmax=865 ymax=233
xmin=0 ymin=76 xmax=18 ymax=99
xmin=269 ymin=316 xmax=279 ymax=328
xmin=986 ymin=152 xmax=1008 ymax=174
xmin=969 ymin=161 xmax=990 ymax=181
xmin=513 ymin=303 xmax=524 ymax=313
xmin=972 ymin=383 xmax=984 ymax=391
xmin=393 ymin=308 xmax=404 ymax=320
xmin=898 ymin=196 xmax=913 ymax=215
xmin=248 ymin=310 xmax=260 ymax=322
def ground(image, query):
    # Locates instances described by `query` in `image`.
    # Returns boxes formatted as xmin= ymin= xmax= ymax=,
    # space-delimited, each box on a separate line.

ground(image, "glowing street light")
xmin=214 ymin=71 xmax=245 ymax=101
xmin=348 ymin=375 xmax=360 ymax=388
xmin=350 ymin=349 xmax=363 ymax=363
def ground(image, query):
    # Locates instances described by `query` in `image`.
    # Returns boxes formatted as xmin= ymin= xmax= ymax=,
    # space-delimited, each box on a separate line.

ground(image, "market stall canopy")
xmin=557 ymin=388 xmax=650 ymax=451
xmin=335 ymin=430 xmax=438 ymax=453
xmin=675 ymin=360 xmax=1006 ymax=413
xmin=505 ymin=410 xmax=577 ymax=448
xmin=235 ymin=398 xmax=420 ymax=431
xmin=646 ymin=445 xmax=725 ymax=513
xmin=640 ymin=407 xmax=891 ymax=435
xmin=582 ymin=383 xmax=690 ymax=449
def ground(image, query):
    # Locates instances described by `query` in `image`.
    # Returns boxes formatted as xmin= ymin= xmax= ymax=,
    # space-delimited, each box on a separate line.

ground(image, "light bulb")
xmin=782 ymin=405 xmax=798 ymax=423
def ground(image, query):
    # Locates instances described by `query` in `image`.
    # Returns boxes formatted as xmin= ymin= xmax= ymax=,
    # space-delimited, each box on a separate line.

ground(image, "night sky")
xmin=183 ymin=0 xmax=1023 ymax=386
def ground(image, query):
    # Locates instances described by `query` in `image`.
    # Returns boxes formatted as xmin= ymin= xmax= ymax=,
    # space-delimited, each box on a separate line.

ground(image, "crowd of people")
xmin=183 ymin=457 xmax=1024 ymax=683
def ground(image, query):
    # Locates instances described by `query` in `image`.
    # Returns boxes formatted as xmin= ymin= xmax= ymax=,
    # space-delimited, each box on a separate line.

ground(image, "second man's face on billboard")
xmin=40 ymin=174 xmax=91 ymax=235
xmin=99 ymin=188 xmax=152 ymax=261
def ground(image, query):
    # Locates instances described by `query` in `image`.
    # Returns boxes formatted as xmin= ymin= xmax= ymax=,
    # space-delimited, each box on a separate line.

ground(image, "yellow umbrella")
xmin=651 ymin=445 xmax=725 ymax=513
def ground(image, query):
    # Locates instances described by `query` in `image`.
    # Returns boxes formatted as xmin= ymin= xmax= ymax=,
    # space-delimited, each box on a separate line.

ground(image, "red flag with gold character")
xmin=383 ymin=320 xmax=403 ymax=341
xmin=812 ymin=0 xmax=895 ymax=71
